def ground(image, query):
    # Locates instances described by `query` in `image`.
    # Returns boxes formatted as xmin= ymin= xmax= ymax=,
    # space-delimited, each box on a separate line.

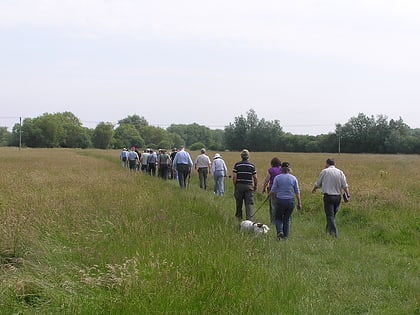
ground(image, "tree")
xmin=0 ymin=127 xmax=10 ymax=146
xmin=113 ymin=124 xmax=145 ymax=149
xmin=92 ymin=122 xmax=114 ymax=149
xmin=224 ymin=109 xmax=284 ymax=151
xmin=118 ymin=115 xmax=149 ymax=133
xmin=167 ymin=123 xmax=212 ymax=148
xmin=140 ymin=125 xmax=171 ymax=149
xmin=340 ymin=113 xmax=376 ymax=153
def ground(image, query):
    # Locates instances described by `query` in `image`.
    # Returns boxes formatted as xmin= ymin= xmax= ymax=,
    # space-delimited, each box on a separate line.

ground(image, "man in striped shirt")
xmin=232 ymin=149 xmax=258 ymax=220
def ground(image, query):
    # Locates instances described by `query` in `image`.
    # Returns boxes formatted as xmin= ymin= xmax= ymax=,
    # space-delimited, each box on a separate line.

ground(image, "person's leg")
xmin=177 ymin=167 xmax=185 ymax=188
xmin=202 ymin=169 xmax=208 ymax=190
xmin=218 ymin=175 xmax=224 ymax=196
xmin=198 ymin=169 xmax=205 ymax=189
xmin=244 ymin=187 xmax=254 ymax=220
xmin=274 ymin=199 xmax=284 ymax=238
xmin=215 ymin=172 xmax=224 ymax=195
xmin=234 ymin=186 xmax=244 ymax=219
xmin=282 ymin=199 xmax=295 ymax=239
xmin=323 ymin=195 xmax=339 ymax=237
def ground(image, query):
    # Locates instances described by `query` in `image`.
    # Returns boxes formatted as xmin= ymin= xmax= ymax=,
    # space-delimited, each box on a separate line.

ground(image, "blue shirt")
xmin=270 ymin=173 xmax=300 ymax=200
xmin=172 ymin=149 xmax=193 ymax=168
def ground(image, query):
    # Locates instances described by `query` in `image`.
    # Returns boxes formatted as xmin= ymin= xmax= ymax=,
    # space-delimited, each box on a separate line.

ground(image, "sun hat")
xmin=214 ymin=153 xmax=221 ymax=159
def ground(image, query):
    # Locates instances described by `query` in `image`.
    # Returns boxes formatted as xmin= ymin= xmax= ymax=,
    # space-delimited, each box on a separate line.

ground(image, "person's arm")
xmin=295 ymin=193 xmax=302 ymax=210
xmin=252 ymin=174 xmax=258 ymax=191
xmin=262 ymin=172 xmax=270 ymax=193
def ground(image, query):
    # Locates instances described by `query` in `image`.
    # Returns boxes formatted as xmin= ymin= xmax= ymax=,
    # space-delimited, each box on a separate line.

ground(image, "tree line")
xmin=1 ymin=109 xmax=419 ymax=154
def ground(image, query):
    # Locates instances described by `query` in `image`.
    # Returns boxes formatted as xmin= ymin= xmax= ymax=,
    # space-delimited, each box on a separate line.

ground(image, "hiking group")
xmin=120 ymin=147 xmax=350 ymax=239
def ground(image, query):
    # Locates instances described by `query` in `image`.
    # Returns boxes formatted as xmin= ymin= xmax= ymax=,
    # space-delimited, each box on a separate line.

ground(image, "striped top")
xmin=232 ymin=161 xmax=256 ymax=185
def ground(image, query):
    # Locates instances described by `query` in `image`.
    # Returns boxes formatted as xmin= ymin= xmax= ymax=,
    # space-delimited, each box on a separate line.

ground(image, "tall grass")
xmin=0 ymin=148 xmax=419 ymax=314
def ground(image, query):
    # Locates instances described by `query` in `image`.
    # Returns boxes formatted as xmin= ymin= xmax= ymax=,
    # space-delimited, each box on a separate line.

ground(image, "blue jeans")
xmin=213 ymin=171 xmax=225 ymax=195
xmin=323 ymin=194 xmax=341 ymax=237
xmin=273 ymin=198 xmax=295 ymax=238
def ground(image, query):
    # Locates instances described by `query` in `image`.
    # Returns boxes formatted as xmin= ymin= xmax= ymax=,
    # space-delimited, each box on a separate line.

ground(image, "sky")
xmin=1 ymin=0 xmax=420 ymax=135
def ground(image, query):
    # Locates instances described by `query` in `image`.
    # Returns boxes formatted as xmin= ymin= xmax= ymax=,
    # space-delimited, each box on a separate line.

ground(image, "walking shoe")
xmin=277 ymin=232 xmax=284 ymax=240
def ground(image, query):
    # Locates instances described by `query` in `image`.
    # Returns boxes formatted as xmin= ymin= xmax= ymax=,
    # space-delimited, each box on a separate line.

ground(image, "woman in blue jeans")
xmin=269 ymin=162 xmax=302 ymax=240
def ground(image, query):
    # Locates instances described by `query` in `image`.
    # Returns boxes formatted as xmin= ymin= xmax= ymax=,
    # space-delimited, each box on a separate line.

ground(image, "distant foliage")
xmin=2 ymin=110 xmax=420 ymax=153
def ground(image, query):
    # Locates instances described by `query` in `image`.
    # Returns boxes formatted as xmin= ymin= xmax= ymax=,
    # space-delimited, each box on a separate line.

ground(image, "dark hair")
xmin=271 ymin=157 xmax=281 ymax=167
xmin=326 ymin=158 xmax=335 ymax=166
xmin=281 ymin=161 xmax=291 ymax=173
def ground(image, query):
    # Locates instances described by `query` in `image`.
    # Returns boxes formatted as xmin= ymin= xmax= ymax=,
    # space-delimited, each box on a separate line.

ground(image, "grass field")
xmin=0 ymin=148 xmax=419 ymax=314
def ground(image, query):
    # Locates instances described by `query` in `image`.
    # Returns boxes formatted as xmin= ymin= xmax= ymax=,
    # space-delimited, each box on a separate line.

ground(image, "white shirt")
xmin=195 ymin=154 xmax=211 ymax=169
xmin=315 ymin=166 xmax=348 ymax=195
xmin=211 ymin=158 xmax=228 ymax=176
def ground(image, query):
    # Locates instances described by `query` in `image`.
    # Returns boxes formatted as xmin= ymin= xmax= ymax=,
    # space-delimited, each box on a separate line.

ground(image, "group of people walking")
xmin=120 ymin=146 xmax=350 ymax=240
xmin=261 ymin=156 xmax=350 ymax=240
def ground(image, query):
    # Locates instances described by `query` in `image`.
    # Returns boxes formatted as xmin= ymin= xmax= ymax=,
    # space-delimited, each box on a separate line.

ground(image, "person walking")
xmin=211 ymin=153 xmax=228 ymax=196
xmin=262 ymin=157 xmax=282 ymax=224
xmin=232 ymin=149 xmax=257 ymax=220
xmin=169 ymin=148 xmax=178 ymax=179
xmin=312 ymin=158 xmax=350 ymax=237
xmin=120 ymin=148 xmax=129 ymax=168
xmin=147 ymin=149 xmax=158 ymax=176
xmin=158 ymin=149 xmax=171 ymax=180
xmin=194 ymin=148 xmax=211 ymax=189
xmin=172 ymin=146 xmax=193 ymax=189
xmin=127 ymin=146 xmax=139 ymax=172
xmin=140 ymin=149 xmax=150 ymax=173
xmin=269 ymin=162 xmax=302 ymax=240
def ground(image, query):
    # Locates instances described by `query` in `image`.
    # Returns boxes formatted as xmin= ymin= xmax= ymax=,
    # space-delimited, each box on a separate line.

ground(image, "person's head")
xmin=240 ymin=149 xmax=250 ymax=160
xmin=201 ymin=148 xmax=206 ymax=154
xmin=326 ymin=158 xmax=335 ymax=166
xmin=214 ymin=153 xmax=221 ymax=159
xmin=130 ymin=146 xmax=135 ymax=151
xmin=271 ymin=157 xmax=281 ymax=167
xmin=281 ymin=161 xmax=291 ymax=173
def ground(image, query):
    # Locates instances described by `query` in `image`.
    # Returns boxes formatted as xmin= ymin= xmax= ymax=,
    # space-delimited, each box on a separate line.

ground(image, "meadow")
xmin=0 ymin=147 xmax=419 ymax=314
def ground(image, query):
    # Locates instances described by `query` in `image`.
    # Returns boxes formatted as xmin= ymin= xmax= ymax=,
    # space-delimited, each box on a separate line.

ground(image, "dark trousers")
xmin=148 ymin=163 xmax=156 ymax=176
xmin=176 ymin=164 xmax=190 ymax=189
xmin=234 ymin=183 xmax=254 ymax=220
xmin=159 ymin=165 xmax=169 ymax=180
xmin=323 ymin=194 xmax=341 ymax=237
xmin=198 ymin=167 xmax=209 ymax=189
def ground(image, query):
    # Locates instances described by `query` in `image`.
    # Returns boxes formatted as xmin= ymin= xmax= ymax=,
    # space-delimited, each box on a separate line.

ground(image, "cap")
xmin=214 ymin=153 xmax=221 ymax=159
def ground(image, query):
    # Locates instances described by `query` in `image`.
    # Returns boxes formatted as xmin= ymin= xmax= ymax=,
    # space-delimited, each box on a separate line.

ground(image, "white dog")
xmin=240 ymin=220 xmax=270 ymax=235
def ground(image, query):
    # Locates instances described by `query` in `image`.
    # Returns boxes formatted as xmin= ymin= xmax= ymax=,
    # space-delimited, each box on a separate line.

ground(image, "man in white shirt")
xmin=312 ymin=158 xmax=350 ymax=237
xmin=194 ymin=148 xmax=211 ymax=190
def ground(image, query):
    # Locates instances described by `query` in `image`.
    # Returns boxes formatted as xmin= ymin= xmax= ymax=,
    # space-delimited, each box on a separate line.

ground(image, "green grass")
xmin=0 ymin=148 xmax=419 ymax=314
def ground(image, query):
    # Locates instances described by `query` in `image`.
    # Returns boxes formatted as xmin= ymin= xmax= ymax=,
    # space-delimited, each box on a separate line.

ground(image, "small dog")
xmin=240 ymin=220 xmax=270 ymax=235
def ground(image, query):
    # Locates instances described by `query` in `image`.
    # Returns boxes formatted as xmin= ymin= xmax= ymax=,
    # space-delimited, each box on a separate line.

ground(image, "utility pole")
xmin=19 ymin=116 xmax=22 ymax=150
xmin=336 ymin=123 xmax=342 ymax=154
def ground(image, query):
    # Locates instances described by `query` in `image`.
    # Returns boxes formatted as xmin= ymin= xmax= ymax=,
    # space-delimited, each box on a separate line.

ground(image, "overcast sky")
xmin=1 ymin=0 xmax=419 ymax=135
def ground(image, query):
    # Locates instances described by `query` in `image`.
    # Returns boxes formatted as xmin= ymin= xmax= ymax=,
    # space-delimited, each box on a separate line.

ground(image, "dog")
xmin=240 ymin=220 xmax=270 ymax=235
